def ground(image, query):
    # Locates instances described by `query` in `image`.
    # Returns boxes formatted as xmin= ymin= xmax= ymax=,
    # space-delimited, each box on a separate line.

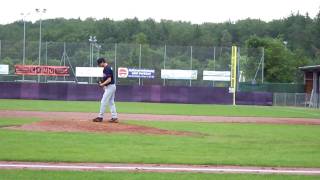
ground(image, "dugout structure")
xmin=299 ymin=65 xmax=320 ymax=108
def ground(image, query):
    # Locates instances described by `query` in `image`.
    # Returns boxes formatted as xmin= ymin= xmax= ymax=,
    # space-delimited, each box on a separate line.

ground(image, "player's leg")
xmin=98 ymin=87 xmax=113 ymax=119
xmin=108 ymin=85 xmax=118 ymax=120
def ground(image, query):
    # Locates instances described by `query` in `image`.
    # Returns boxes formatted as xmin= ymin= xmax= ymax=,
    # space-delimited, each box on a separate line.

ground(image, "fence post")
xmin=89 ymin=42 xmax=92 ymax=84
xmin=284 ymin=93 xmax=287 ymax=106
xmin=316 ymin=92 xmax=320 ymax=108
xmin=305 ymin=93 xmax=307 ymax=107
xmin=139 ymin=44 xmax=142 ymax=86
xmin=114 ymin=43 xmax=117 ymax=85
xmin=45 ymin=41 xmax=48 ymax=83
xmin=237 ymin=47 xmax=241 ymax=91
xmin=63 ymin=42 xmax=66 ymax=81
xmin=22 ymin=31 xmax=26 ymax=80
xmin=0 ymin=40 xmax=1 ymax=62
xmin=262 ymin=47 xmax=265 ymax=84
xmin=190 ymin=46 xmax=193 ymax=87
xmin=212 ymin=46 xmax=216 ymax=87
xmin=294 ymin=93 xmax=297 ymax=107
xmin=163 ymin=44 xmax=166 ymax=86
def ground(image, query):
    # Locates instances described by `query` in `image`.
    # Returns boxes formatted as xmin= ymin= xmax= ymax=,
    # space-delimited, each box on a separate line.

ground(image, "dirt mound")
xmin=7 ymin=120 xmax=197 ymax=136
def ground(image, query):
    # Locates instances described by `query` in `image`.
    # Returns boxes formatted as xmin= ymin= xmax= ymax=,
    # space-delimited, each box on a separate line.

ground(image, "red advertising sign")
xmin=15 ymin=65 xmax=69 ymax=76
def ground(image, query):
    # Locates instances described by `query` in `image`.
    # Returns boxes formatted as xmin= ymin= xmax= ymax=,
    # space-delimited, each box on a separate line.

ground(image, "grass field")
xmin=0 ymin=118 xmax=319 ymax=167
xmin=0 ymin=118 xmax=39 ymax=127
xmin=0 ymin=99 xmax=319 ymax=179
xmin=0 ymin=99 xmax=320 ymax=118
xmin=0 ymin=169 xmax=318 ymax=180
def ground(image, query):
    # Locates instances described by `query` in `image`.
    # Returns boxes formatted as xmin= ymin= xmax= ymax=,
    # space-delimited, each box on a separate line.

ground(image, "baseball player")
xmin=92 ymin=57 xmax=118 ymax=123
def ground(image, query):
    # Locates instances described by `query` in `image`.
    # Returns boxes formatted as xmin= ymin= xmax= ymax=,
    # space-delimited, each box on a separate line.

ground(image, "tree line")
xmin=0 ymin=10 xmax=319 ymax=83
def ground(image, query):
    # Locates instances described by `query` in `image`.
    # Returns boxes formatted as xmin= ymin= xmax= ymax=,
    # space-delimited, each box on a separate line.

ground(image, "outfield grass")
xmin=0 ymin=118 xmax=39 ymax=127
xmin=0 ymin=118 xmax=319 ymax=167
xmin=0 ymin=170 xmax=318 ymax=180
xmin=0 ymin=99 xmax=320 ymax=118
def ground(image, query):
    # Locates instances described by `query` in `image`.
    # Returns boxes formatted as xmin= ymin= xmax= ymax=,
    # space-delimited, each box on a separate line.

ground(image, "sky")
xmin=0 ymin=0 xmax=319 ymax=24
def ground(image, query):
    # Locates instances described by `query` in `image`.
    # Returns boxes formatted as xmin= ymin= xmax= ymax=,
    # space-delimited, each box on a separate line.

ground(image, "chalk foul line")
xmin=0 ymin=162 xmax=319 ymax=175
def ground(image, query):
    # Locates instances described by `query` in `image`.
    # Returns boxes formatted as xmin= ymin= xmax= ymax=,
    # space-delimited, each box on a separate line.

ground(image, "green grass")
xmin=0 ymin=118 xmax=39 ymax=127
xmin=0 ymin=119 xmax=319 ymax=167
xmin=0 ymin=99 xmax=320 ymax=118
xmin=0 ymin=170 xmax=318 ymax=180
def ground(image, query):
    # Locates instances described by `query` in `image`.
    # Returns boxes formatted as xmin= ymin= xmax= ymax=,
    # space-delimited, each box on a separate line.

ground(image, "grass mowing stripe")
xmin=0 ymin=169 xmax=318 ymax=180
xmin=0 ymin=99 xmax=320 ymax=118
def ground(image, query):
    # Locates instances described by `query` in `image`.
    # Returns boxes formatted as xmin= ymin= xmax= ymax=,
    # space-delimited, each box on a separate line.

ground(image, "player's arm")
xmin=99 ymin=77 xmax=111 ymax=87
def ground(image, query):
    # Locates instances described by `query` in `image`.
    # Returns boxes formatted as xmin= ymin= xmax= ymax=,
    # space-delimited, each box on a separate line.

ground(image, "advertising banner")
xmin=161 ymin=69 xmax=197 ymax=80
xmin=118 ymin=67 xmax=155 ymax=79
xmin=76 ymin=67 xmax=103 ymax=77
xmin=203 ymin=71 xmax=230 ymax=81
xmin=15 ymin=65 xmax=69 ymax=76
xmin=0 ymin=64 xmax=9 ymax=75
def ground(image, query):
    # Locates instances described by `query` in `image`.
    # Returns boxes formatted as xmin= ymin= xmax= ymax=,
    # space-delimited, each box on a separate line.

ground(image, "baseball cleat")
xmin=108 ymin=118 xmax=119 ymax=123
xmin=92 ymin=117 xmax=103 ymax=122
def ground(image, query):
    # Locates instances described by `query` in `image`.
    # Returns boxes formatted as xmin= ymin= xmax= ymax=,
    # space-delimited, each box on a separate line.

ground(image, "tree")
xmin=220 ymin=29 xmax=232 ymax=47
xmin=246 ymin=36 xmax=303 ymax=83
xmin=132 ymin=32 xmax=148 ymax=44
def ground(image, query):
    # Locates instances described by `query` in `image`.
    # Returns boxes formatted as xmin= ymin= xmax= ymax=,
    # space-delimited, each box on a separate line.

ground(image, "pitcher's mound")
xmin=8 ymin=120 xmax=197 ymax=136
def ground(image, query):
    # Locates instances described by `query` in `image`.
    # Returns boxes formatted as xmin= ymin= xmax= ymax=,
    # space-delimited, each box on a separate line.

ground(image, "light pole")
xmin=283 ymin=41 xmax=288 ymax=49
xmin=35 ymin=8 xmax=47 ymax=83
xmin=21 ymin=12 xmax=30 ymax=80
xmin=88 ymin=36 xmax=97 ymax=84
xmin=95 ymin=44 xmax=102 ymax=58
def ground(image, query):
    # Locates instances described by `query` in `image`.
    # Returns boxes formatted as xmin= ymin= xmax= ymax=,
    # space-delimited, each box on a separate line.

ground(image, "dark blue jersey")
xmin=102 ymin=65 xmax=115 ymax=86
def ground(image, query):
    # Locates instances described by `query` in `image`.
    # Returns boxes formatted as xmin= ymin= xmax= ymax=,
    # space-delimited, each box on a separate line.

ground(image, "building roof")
xmin=299 ymin=65 xmax=320 ymax=72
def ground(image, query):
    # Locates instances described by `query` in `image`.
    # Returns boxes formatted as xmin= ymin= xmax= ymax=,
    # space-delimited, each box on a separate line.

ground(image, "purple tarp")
xmin=0 ymin=82 xmax=273 ymax=105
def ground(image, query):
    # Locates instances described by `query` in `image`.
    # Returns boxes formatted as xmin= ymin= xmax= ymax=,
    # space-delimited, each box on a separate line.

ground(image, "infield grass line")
xmin=0 ymin=99 xmax=320 ymax=118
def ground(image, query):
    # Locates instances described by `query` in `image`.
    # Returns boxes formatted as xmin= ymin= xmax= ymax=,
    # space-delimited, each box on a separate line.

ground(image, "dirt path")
xmin=1 ymin=110 xmax=320 ymax=125
xmin=0 ymin=161 xmax=319 ymax=175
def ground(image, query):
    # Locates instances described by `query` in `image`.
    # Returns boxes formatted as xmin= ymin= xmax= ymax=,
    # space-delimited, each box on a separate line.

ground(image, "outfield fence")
xmin=273 ymin=93 xmax=320 ymax=108
xmin=0 ymin=41 xmax=262 ymax=85
xmin=0 ymin=40 xmax=305 ymax=94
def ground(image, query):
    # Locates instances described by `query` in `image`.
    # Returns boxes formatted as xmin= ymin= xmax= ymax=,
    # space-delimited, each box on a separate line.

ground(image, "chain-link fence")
xmin=0 ymin=40 xmax=304 ymax=92
xmin=273 ymin=93 xmax=320 ymax=108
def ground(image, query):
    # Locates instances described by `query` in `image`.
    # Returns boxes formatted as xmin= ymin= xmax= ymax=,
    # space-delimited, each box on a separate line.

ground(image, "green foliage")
xmin=1 ymin=11 xmax=320 ymax=83
xmin=245 ymin=36 xmax=311 ymax=83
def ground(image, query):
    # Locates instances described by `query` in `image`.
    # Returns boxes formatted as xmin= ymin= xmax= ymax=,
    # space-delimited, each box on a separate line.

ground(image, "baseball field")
xmin=0 ymin=99 xmax=320 ymax=179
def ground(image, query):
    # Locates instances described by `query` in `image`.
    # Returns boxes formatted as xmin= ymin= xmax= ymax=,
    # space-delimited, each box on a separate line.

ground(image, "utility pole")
xmin=35 ymin=8 xmax=47 ymax=83
xmin=21 ymin=12 xmax=30 ymax=80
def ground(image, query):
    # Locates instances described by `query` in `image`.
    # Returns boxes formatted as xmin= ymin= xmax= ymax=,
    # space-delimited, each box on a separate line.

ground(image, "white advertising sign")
xmin=161 ymin=69 xmax=198 ymax=80
xmin=203 ymin=71 xmax=230 ymax=81
xmin=76 ymin=67 xmax=103 ymax=77
xmin=0 ymin=64 xmax=9 ymax=75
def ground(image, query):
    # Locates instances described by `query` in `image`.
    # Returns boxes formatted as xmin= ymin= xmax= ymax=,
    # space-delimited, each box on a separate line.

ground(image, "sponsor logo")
xmin=118 ymin=67 xmax=129 ymax=78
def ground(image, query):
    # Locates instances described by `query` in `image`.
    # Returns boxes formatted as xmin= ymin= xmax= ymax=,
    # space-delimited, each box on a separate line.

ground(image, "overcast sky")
xmin=0 ymin=0 xmax=319 ymax=24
